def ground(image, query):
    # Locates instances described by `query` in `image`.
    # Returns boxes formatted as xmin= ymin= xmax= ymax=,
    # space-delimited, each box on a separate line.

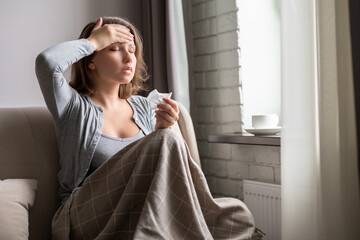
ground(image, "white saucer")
xmin=244 ymin=127 xmax=281 ymax=135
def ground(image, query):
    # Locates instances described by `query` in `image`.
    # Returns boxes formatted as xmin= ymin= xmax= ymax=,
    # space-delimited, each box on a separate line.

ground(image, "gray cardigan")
xmin=35 ymin=39 xmax=156 ymax=203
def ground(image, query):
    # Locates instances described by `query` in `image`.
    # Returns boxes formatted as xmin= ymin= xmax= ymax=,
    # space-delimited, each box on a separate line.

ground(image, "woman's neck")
xmin=90 ymin=86 xmax=124 ymax=110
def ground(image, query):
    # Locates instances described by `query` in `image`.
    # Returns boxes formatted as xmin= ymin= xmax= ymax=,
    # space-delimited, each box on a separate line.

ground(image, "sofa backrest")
xmin=0 ymin=107 xmax=59 ymax=240
xmin=176 ymin=102 xmax=201 ymax=168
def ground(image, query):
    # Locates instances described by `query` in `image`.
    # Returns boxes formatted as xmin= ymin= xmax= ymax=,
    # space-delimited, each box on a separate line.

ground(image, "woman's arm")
xmin=35 ymin=39 xmax=94 ymax=121
xmin=35 ymin=17 xmax=134 ymax=122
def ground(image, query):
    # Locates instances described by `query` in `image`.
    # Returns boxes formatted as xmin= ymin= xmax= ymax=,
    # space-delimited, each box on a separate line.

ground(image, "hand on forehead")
xmin=87 ymin=18 xmax=135 ymax=51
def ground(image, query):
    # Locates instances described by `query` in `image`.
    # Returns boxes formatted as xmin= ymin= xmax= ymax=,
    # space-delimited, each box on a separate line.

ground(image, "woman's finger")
xmin=108 ymin=24 xmax=133 ymax=39
xmin=157 ymin=103 xmax=179 ymax=121
xmin=155 ymin=114 xmax=169 ymax=129
xmin=114 ymin=25 xmax=133 ymax=37
xmin=93 ymin=17 xmax=103 ymax=31
xmin=114 ymin=32 xmax=133 ymax=42
xmin=113 ymin=27 xmax=133 ymax=42
xmin=112 ymin=28 xmax=133 ymax=40
xmin=156 ymin=110 xmax=174 ymax=124
xmin=162 ymin=98 xmax=179 ymax=113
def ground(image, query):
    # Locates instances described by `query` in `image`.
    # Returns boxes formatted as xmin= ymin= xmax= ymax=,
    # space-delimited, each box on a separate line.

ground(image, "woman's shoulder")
xmin=128 ymin=94 xmax=146 ymax=101
xmin=128 ymin=94 xmax=146 ymax=103
xmin=127 ymin=95 xmax=150 ymax=111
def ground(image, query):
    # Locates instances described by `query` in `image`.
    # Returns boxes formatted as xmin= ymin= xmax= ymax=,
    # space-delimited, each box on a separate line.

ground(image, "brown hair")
xmin=69 ymin=16 xmax=149 ymax=99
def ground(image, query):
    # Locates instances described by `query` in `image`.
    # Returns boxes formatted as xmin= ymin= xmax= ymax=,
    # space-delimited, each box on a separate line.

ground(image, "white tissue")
xmin=147 ymin=89 xmax=172 ymax=110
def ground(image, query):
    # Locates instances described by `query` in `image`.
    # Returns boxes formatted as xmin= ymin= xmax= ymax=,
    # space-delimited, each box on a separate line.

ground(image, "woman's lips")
xmin=122 ymin=67 xmax=133 ymax=73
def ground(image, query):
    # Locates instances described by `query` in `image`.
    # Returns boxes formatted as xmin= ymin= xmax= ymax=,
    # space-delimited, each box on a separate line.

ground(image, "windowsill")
xmin=208 ymin=133 xmax=281 ymax=146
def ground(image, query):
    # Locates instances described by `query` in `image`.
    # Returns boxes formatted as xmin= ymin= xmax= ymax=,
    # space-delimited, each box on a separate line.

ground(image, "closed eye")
xmin=110 ymin=48 xmax=135 ymax=54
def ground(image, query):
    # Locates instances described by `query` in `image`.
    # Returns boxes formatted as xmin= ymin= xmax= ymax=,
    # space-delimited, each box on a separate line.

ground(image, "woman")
xmin=36 ymin=16 xmax=262 ymax=239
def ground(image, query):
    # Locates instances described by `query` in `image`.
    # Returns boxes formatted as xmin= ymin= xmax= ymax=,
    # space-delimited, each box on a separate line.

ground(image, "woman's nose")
xmin=123 ymin=52 xmax=132 ymax=63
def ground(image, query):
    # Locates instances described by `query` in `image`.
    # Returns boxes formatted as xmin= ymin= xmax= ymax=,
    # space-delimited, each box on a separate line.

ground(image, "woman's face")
xmin=90 ymin=40 xmax=137 ymax=86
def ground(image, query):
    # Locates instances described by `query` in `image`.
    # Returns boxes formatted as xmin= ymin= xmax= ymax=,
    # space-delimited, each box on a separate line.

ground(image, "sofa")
xmin=0 ymin=103 xmax=200 ymax=240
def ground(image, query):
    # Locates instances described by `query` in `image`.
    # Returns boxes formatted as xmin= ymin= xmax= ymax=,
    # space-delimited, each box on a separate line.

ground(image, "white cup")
xmin=252 ymin=114 xmax=279 ymax=129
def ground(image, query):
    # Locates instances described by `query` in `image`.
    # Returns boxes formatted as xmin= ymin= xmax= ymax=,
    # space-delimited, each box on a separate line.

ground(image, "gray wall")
xmin=0 ymin=0 xmax=142 ymax=107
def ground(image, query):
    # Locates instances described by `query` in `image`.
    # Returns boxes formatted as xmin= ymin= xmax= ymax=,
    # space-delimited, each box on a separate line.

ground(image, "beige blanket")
xmin=52 ymin=129 xmax=263 ymax=239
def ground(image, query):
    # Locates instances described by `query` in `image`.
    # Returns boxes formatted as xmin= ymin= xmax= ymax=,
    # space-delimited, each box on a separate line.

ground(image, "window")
xmin=237 ymin=0 xmax=281 ymax=128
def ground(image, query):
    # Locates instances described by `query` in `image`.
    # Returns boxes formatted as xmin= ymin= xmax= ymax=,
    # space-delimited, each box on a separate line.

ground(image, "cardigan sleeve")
xmin=35 ymin=39 xmax=94 ymax=121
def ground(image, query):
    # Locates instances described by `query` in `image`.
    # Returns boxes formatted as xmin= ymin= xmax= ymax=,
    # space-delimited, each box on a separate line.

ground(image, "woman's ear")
xmin=88 ymin=62 xmax=95 ymax=70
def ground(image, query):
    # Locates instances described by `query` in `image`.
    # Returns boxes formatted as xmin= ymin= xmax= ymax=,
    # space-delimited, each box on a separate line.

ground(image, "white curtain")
xmin=166 ymin=0 xmax=190 ymax=111
xmin=281 ymin=0 xmax=360 ymax=239
xmin=140 ymin=0 xmax=190 ymax=111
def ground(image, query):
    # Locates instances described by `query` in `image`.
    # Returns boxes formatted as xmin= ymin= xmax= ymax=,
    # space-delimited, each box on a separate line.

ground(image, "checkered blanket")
xmin=52 ymin=129 xmax=263 ymax=239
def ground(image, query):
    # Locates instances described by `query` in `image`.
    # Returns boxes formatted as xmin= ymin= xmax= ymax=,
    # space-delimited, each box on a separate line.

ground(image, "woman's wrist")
xmin=86 ymin=37 xmax=98 ymax=51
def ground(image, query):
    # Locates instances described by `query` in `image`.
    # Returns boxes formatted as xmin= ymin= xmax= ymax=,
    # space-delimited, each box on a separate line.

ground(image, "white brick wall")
xmin=209 ymin=143 xmax=231 ymax=159
xmin=217 ymin=12 xmax=238 ymax=33
xmin=217 ymin=31 xmax=240 ymax=51
xmin=249 ymin=165 xmax=275 ymax=182
xmin=190 ymin=0 xmax=281 ymax=199
xmin=213 ymin=105 xmax=241 ymax=123
xmin=205 ymin=159 xmax=228 ymax=177
xmin=193 ymin=36 xmax=217 ymax=55
xmin=227 ymin=161 xmax=250 ymax=179
xmin=194 ymin=54 xmax=217 ymax=72
xmin=215 ymin=0 xmax=238 ymax=15
xmin=192 ymin=18 xmax=217 ymax=38
xmin=217 ymin=49 xmax=241 ymax=69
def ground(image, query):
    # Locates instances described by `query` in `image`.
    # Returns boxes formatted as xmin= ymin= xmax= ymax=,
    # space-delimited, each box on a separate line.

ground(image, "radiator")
xmin=243 ymin=180 xmax=281 ymax=240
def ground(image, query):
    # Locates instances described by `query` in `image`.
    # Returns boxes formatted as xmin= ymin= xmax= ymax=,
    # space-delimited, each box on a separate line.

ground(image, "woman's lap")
xmin=53 ymin=128 xmax=260 ymax=240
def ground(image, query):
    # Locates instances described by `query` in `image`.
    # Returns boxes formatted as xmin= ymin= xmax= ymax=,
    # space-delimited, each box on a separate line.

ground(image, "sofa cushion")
xmin=0 ymin=179 xmax=37 ymax=240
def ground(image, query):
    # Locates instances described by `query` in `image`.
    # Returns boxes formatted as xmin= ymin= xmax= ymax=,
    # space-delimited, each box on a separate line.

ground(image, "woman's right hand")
xmin=87 ymin=17 xmax=134 ymax=51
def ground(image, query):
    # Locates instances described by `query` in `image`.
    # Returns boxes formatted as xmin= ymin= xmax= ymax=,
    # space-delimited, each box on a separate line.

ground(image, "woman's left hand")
xmin=155 ymin=98 xmax=180 ymax=130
